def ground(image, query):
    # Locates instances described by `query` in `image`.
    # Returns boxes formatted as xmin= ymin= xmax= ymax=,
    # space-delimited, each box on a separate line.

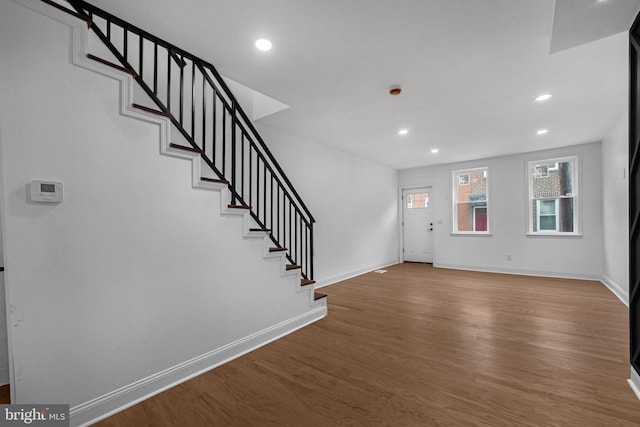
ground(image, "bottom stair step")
xmin=314 ymin=292 xmax=327 ymax=301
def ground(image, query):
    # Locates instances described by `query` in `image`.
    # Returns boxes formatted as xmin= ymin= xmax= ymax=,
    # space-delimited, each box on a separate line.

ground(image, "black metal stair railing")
xmin=63 ymin=0 xmax=315 ymax=280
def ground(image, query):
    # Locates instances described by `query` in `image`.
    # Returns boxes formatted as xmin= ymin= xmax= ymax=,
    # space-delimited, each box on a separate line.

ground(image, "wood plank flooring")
xmin=0 ymin=384 xmax=9 ymax=404
xmin=23 ymin=263 xmax=640 ymax=425
xmin=94 ymin=263 xmax=639 ymax=426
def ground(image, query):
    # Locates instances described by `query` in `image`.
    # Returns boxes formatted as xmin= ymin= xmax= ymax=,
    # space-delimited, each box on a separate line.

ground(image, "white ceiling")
xmin=551 ymin=0 xmax=640 ymax=53
xmin=89 ymin=0 xmax=640 ymax=169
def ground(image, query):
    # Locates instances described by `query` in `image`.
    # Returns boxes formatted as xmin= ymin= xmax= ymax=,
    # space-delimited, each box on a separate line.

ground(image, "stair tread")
xmin=133 ymin=103 xmax=171 ymax=118
xmin=314 ymin=292 xmax=327 ymax=301
xmin=74 ymin=7 xmax=316 ymax=286
xmin=200 ymin=177 xmax=229 ymax=185
xmin=169 ymin=143 xmax=202 ymax=154
xmin=87 ymin=54 xmax=136 ymax=77
xmin=269 ymin=247 xmax=287 ymax=252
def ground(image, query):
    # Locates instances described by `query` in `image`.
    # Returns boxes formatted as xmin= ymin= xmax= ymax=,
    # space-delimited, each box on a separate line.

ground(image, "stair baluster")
xmin=63 ymin=0 xmax=315 ymax=280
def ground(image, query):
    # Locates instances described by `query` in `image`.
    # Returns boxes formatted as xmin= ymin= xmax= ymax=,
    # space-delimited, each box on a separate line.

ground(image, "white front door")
xmin=402 ymin=187 xmax=434 ymax=263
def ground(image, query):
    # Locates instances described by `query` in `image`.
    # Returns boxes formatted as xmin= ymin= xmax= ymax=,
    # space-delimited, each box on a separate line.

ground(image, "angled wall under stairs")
xmin=0 ymin=0 xmax=325 ymax=424
xmin=65 ymin=0 xmax=317 ymax=283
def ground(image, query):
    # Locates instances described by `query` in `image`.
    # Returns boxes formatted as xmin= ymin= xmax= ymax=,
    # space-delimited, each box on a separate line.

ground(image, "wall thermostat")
xmin=30 ymin=180 xmax=63 ymax=203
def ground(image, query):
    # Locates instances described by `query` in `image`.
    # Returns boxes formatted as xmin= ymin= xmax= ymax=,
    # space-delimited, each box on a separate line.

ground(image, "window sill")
xmin=525 ymin=232 xmax=582 ymax=238
xmin=450 ymin=232 xmax=492 ymax=237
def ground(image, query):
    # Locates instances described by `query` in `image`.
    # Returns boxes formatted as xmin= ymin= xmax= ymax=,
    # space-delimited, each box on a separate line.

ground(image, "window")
xmin=473 ymin=206 xmax=488 ymax=231
xmin=407 ymin=192 xmax=430 ymax=209
xmin=533 ymin=163 xmax=559 ymax=178
xmin=537 ymin=199 xmax=558 ymax=231
xmin=534 ymin=165 xmax=549 ymax=178
xmin=528 ymin=156 xmax=577 ymax=234
xmin=453 ymin=167 xmax=489 ymax=233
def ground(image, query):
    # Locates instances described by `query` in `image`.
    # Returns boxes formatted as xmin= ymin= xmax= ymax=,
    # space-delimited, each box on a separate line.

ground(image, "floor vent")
xmin=373 ymin=269 xmax=388 ymax=274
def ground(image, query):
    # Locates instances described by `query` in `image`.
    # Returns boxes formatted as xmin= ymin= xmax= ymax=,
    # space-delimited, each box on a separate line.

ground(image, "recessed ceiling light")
xmin=431 ymin=148 xmax=439 ymax=153
xmin=398 ymin=129 xmax=409 ymax=135
xmin=536 ymin=129 xmax=549 ymax=135
xmin=535 ymin=93 xmax=553 ymax=102
xmin=255 ymin=39 xmax=272 ymax=52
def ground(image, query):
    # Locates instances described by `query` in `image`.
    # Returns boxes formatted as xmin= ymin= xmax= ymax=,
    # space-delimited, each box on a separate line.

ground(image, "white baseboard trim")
xmin=314 ymin=260 xmax=399 ymax=288
xmin=433 ymin=263 xmax=601 ymax=282
xmin=71 ymin=306 xmax=327 ymax=427
xmin=600 ymin=274 xmax=629 ymax=307
xmin=628 ymin=367 xmax=640 ymax=400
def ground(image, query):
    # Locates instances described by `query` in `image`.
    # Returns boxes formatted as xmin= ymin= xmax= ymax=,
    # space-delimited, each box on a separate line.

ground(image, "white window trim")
xmin=452 ymin=167 xmax=490 ymax=235
xmin=526 ymin=155 xmax=580 ymax=236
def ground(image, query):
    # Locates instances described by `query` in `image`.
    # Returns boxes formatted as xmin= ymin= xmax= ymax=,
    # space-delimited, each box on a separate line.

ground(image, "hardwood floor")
xmin=0 ymin=384 xmax=9 ymax=404
xmin=95 ymin=263 xmax=638 ymax=426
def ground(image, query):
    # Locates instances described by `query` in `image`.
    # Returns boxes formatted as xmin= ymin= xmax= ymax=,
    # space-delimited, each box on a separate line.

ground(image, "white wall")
xmin=601 ymin=114 xmax=629 ymax=304
xmin=399 ymin=142 xmax=604 ymax=279
xmin=0 ymin=1 xmax=323 ymax=422
xmin=0 ymin=275 xmax=8 ymax=386
xmin=255 ymin=124 xmax=399 ymax=287
xmin=0 ymin=188 xmax=8 ymax=385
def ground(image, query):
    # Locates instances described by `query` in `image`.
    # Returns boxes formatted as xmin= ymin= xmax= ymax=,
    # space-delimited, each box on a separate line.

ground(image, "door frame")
xmin=628 ymin=10 xmax=640 ymax=393
xmin=399 ymin=184 xmax=436 ymax=263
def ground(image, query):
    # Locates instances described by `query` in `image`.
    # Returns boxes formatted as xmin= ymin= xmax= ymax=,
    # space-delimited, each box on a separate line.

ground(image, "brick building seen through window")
xmin=529 ymin=159 xmax=575 ymax=233
xmin=455 ymin=169 xmax=488 ymax=232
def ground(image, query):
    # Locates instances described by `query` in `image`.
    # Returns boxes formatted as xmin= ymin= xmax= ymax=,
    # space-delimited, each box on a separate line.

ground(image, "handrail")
xmin=62 ymin=0 xmax=315 ymax=279
xmin=67 ymin=0 xmax=314 ymax=223
xmin=196 ymin=63 xmax=315 ymax=222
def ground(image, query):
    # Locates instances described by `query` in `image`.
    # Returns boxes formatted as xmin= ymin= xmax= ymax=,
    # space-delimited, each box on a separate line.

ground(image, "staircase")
xmin=38 ymin=0 xmax=326 ymax=302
